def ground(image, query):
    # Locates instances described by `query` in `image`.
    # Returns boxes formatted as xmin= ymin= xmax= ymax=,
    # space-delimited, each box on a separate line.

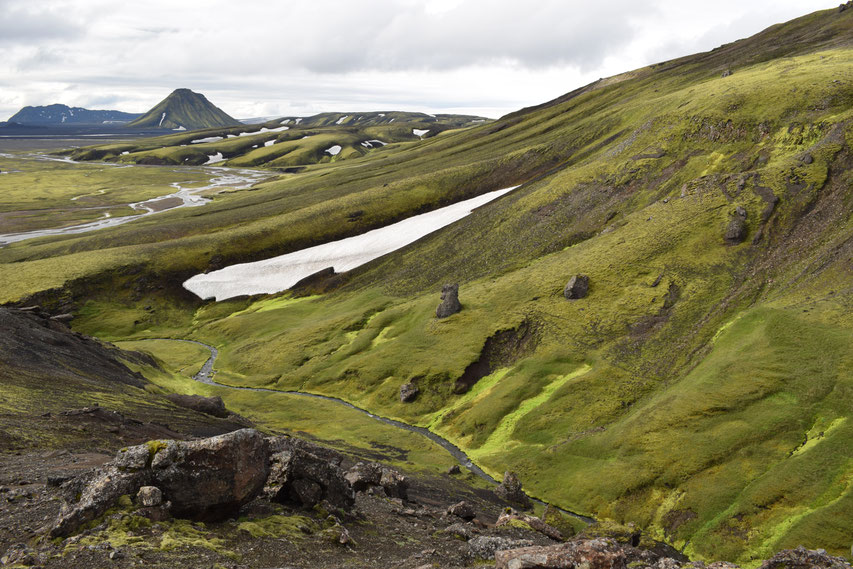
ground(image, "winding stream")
xmin=171 ymin=338 xmax=594 ymax=524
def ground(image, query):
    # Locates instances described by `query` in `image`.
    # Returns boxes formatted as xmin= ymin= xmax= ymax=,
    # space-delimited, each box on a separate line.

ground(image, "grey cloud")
xmin=0 ymin=2 xmax=84 ymax=44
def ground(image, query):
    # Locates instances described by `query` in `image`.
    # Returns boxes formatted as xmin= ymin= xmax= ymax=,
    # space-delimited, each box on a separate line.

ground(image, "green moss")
xmin=236 ymin=514 xmax=316 ymax=539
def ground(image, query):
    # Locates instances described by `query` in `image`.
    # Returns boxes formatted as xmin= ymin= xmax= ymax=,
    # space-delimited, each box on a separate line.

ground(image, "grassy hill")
xmin=126 ymin=88 xmax=241 ymax=130
xmin=65 ymin=111 xmax=488 ymax=167
xmin=1 ymin=6 xmax=852 ymax=565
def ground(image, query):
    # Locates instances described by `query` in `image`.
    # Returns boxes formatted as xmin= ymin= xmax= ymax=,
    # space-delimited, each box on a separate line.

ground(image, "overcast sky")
xmin=0 ymin=0 xmax=834 ymax=121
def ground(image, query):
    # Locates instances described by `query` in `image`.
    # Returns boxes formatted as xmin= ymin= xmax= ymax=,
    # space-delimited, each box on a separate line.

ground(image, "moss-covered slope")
xmin=1 ymin=5 xmax=853 ymax=565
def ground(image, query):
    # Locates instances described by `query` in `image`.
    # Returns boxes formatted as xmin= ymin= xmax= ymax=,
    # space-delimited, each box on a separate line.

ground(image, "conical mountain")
xmin=126 ymin=88 xmax=240 ymax=130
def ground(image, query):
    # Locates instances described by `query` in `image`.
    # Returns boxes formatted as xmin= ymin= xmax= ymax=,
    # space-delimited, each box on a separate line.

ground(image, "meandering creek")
xmin=172 ymin=338 xmax=594 ymax=523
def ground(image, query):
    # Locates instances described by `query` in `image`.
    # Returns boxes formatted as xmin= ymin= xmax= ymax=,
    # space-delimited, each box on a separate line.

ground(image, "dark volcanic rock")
xmin=469 ymin=536 xmax=534 ymax=560
xmin=400 ymin=381 xmax=419 ymax=402
xmin=563 ymin=275 xmax=590 ymax=300
xmin=496 ymin=508 xmax=563 ymax=541
xmin=725 ymin=206 xmax=749 ymax=244
xmin=435 ymin=283 xmax=462 ymax=318
xmin=759 ymin=545 xmax=853 ymax=569
xmin=165 ymin=394 xmax=228 ymax=418
xmin=495 ymin=537 xmax=627 ymax=569
xmin=343 ymin=461 xmax=408 ymax=500
xmin=447 ymin=500 xmax=476 ymax=520
xmin=265 ymin=437 xmax=354 ymax=510
xmin=50 ymin=429 xmax=269 ymax=536
xmin=494 ymin=471 xmax=532 ymax=509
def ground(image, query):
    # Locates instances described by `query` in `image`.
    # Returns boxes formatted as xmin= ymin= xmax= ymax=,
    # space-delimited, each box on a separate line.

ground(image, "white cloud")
xmin=0 ymin=0 xmax=835 ymax=121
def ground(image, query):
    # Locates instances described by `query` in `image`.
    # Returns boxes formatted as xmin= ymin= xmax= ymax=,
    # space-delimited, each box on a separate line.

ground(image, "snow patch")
xmin=121 ymin=151 xmax=130 ymax=155
xmin=336 ymin=115 xmax=349 ymax=125
xmin=294 ymin=118 xmax=302 ymax=124
xmin=379 ymin=113 xmax=386 ymax=117
xmin=360 ymin=139 xmax=388 ymax=148
xmin=264 ymin=139 xmax=276 ymax=147
xmin=281 ymin=119 xmax=291 ymax=125
xmin=325 ymin=145 xmax=342 ymax=156
xmin=413 ymin=129 xmax=430 ymax=138
xmin=204 ymin=153 xmax=226 ymax=165
xmin=191 ymin=136 xmax=224 ymax=144
xmin=236 ymin=126 xmax=289 ymax=137
xmin=158 ymin=112 xmax=166 ymax=127
xmin=183 ymin=186 xmax=519 ymax=301
xmin=173 ymin=126 xmax=186 ymax=131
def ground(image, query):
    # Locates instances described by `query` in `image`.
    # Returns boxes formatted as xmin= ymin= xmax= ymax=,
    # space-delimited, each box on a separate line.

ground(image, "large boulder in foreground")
xmin=495 ymin=538 xmax=627 ymax=569
xmin=264 ymin=437 xmax=354 ymax=510
xmin=50 ymin=429 xmax=269 ymax=537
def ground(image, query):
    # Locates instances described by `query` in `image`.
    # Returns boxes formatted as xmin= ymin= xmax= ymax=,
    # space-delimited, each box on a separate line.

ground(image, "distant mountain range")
xmin=126 ymin=88 xmax=241 ymax=130
xmin=7 ymin=104 xmax=140 ymax=125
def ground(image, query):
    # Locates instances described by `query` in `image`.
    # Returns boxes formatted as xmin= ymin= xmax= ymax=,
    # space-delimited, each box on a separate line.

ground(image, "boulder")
xmin=265 ymin=437 xmax=354 ymax=510
xmin=802 ymin=153 xmax=814 ymax=165
xmin=495 ymin=538 xmax=627 ymax=569
xmin=50 ymin=429 xmax=269 ymax=537
xmin=380 ymin=467 xmax=409 ymax=500
xmin=165 ymin=394 xmax=229 ymax=418
xmin=446 ymin=464 xmax=461 ymax=475
xmin=759 ymin=545 xmax=853 ymax=569
xmin=136 ymin=486 xmax=163 ymax=507
xmin=497 ymin=508 xmax=563 ymax=541
xmin=400 ymin=381 xmax=419 ymax=403
xmin=344 ymin=462 xmax=383 ymax=491
xmin=447 ymin=500 xmax=476 ymax=520
xmin=494 ymin=471 xmax=532 ymax=509
xmin=725 ymin=209 xmax=748 ymax=244
xmin=469 ymin=536 xmax=534 ymax=560
xmin=443 ymin=522 xmax=476 ymax=541
xmin=436 ymin=283 xmax=462 ymax=318
xmin=563 ymin=275 xmax=590 ymax=300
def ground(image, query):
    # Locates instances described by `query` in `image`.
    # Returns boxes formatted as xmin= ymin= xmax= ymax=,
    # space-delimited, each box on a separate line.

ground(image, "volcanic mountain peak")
xmin=126 ymin=88 xmax=241 ymax=130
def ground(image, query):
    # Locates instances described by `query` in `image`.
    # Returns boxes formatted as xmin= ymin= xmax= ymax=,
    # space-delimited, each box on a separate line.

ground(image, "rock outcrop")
xmin=344 ymin=461 xmax=409 ymax=500
xmin=165 ymin=394 xmax=229 ymax=418
xmin=400 ymin=381 xmax=419 ymax=402
xmin=265 ymin=437 xmax=354 ymax=510
xmin=724 ymin=206 xmax=748 ymax=244
xmin=494 ymin=471 xmax=532 ymax=509
xmin=436 ymin=283 xmax=462 ymax=318
xmin=495 ymin=537 xmax=627 ymax=569
xmin=563 ymin=275 xmax=590 ymax=299
xmin=497 ymin=508 xmax=563 ymax=541
xmin=51 ymin=429 xmax=269 ymax=536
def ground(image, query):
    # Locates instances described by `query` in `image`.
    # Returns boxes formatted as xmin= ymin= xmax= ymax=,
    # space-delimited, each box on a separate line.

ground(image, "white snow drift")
xmin=183 ymin=186 xmax=518 ymax=301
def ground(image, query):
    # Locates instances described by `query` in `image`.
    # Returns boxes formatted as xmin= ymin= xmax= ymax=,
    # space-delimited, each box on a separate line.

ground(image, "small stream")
xmin=171 ymin=338 xmax=595 ymax=524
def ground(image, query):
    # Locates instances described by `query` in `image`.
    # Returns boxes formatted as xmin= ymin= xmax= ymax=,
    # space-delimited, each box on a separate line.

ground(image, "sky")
xmin=0 ymin=0 xmax=835 ymax=121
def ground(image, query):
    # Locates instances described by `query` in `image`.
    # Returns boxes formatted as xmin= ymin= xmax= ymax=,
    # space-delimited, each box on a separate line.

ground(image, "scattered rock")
xmin=725 ymin=217 xmax=747 ymax=244
xmin=164 ymin=394 xmax=229 ymax=418
xmin=399 ymin=382 xmax=419 ymax=403
xmin=0 ymin=543 xmax=37 ymax=567
xmin=344 ymin=462 xmax=383 ymax=491
xmin=494 ymin=471 xmax=532 ymax=509
xmin=446 ymin=464 xmax=461 ymax=475
xmin=447 ymin=501 xmax=476 ymax=520
xmin=136 ymin=486 xmax=162 ymax=507
xmin=468 ymin=535 xmax=534 ymax=560
xmin=266 ymin=437 xmax=354 ymax=510
xmin=497 ymin=507 xmax=563 ymax=541
xmin=759 ymin=545 xmax=853 ymax=569
xmin=50 ymin=429 xmax=269 ymax=537
xmin=435 ymin=283 xmax=462 ymax=318
xmin=563 ymin=275 xmax=590 ymax=300
xmin=801 ymin=153 xmax=814 ymax=165
xmin=495 ymin=537 xmax=626 ymax=569
xmin=721 ymin=69 xmax=733 ymax=78
xmin=443 ymin=522 xmax=476 ymax=540
xmin=379 ymin=467 xmax=409 ymax=500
